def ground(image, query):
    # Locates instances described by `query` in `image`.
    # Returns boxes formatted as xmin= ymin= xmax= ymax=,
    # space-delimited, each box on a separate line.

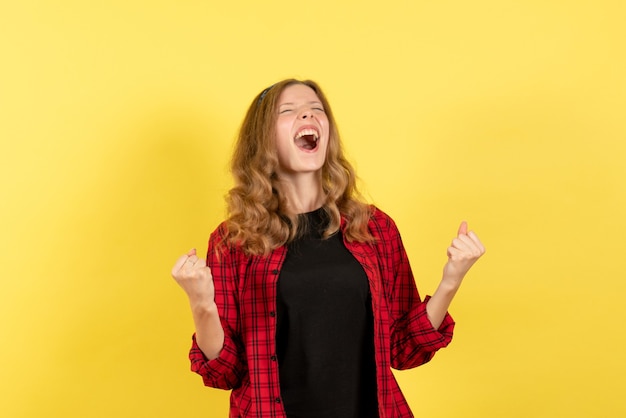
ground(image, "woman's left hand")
xmin=442 ymin=221 xmax=486 ymax=287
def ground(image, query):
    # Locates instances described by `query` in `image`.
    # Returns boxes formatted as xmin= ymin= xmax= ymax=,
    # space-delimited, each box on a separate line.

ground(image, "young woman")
xmin=171 ymin=79 xmax=485 ymax=418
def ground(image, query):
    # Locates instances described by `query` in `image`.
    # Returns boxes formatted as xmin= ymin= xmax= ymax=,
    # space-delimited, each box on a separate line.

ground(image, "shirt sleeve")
xmin=188 ymin=223 xmax=248 ymax=389
xmin=389 ymin=294 xmax=454 ymax=370
xmin=373 ymin=209 xmax=455 ymax=370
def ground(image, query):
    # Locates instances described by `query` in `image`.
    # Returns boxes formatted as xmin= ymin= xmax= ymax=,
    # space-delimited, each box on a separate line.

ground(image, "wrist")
xmin=438 ymin=275 xmax=463 ymax=293
xmin=190 ymin=299 xmax=218 ymax=315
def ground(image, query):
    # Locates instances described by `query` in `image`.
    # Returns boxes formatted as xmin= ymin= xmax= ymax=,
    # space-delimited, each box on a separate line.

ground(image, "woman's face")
xmin=274 ymin=83 xmax=329 ymax=179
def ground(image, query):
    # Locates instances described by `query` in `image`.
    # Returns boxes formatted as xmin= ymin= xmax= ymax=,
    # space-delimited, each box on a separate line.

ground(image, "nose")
xmin=299 ymin=108 xmax=314 ymax=119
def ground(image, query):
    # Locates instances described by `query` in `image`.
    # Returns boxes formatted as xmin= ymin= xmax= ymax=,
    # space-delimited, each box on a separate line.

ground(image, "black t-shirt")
xmin=276 ymin=208 xmax=379 ymax=418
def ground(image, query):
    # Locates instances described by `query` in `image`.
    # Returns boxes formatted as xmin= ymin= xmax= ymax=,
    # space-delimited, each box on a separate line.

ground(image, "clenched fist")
xmin=171 ymin=249 xmax=216 ymax=307
xmin=171 ymin=249 xmax=225 ymax=359
xmin=442 ymin=221 xmax=486 ymax=286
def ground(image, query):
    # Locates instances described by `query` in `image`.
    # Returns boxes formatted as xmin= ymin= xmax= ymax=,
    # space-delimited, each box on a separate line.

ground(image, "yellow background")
xmin=1 ymin=1 xmax=624 ymax=417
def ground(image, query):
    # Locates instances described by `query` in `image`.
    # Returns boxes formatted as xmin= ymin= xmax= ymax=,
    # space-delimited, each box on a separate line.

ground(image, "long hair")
xmin=221 ymin=79 xmax=373 ymax=256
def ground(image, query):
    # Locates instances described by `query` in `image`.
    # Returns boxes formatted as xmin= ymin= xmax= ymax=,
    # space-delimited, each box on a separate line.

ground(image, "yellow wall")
xmin=1 ymin=1 xmax=624 ymax=416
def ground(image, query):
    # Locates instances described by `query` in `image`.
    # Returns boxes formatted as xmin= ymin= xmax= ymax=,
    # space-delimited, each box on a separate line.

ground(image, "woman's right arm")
xmin=171 ymin=248 xmax=225 ymax=360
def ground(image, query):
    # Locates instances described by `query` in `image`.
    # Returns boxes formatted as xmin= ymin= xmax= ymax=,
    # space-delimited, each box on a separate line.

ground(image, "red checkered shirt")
xmin=188 ymin=207 xmax=455 ymax=417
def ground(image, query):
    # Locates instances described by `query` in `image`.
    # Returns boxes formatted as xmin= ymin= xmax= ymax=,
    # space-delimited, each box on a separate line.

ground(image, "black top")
xmin=276 ymin=208 xmax=379 ymax=418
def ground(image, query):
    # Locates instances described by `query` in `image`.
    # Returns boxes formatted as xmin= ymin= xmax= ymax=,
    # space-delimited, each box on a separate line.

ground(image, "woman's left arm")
xmin=427 ymin=221 xmax=486 ymax=329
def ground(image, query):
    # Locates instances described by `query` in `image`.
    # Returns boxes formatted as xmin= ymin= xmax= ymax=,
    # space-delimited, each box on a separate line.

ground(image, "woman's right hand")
xmin=171 ymin=249 xmax=215 ymax=307
xmin=171 ymin=249 xmax=225 ymax=360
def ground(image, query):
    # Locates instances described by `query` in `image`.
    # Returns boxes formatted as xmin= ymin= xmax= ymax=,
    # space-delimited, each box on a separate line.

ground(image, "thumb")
xmin=458 ymin=221 xmax=468 ymax=236
xmin=187 ymin=248 xmax=197 ymax=257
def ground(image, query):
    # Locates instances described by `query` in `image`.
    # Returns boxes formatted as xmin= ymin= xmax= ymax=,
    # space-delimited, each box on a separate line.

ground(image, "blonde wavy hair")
xmin=221 ymin=79 xmax=374 ymax=256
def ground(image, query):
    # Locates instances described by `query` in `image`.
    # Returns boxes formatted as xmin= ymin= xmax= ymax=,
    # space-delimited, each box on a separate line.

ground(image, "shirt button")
xmin=271 ymin=269 xmax=279 ymax=275
xmin=270 ymin=355 xmax=277 ymax=361
xmin=269 ymin=311 xmax=276 ymax=317
xmin=275 ymin=397 xmax=281 ymax=403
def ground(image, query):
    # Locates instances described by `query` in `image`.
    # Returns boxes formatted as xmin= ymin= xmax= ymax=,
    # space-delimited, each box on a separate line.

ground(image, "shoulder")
xmin=208 ymin=221 xmax=230 ymax=247
xmin=208 ymin=220 xmax=283 ymax=261
xmin=369 ymin=205 xmax=393 ymax=224
xmin=367 ymin=205 xmax=400 ymax=237
xmin=208 ymin=221 xmax=243 ymax=261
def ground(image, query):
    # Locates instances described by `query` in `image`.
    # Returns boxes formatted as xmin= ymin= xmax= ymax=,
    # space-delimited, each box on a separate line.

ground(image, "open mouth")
xmin=294 ymin=128 xmax=319 ymax=151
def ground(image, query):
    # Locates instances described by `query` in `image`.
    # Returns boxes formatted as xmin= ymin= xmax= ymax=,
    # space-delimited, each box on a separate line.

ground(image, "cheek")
xmin=321 ymin=139 xmax=331 ymax=157
xmin=275 ymin=121 xmax=292 ymax=143
xmin=274 ymin=134 xmax=294 ymax=166
xmin=322 ymin=119 xmax=331 ymax=139
xmin=275 ymin=131 xmax=292 ymax=153
xmin=274 ymin=139 xmax=288 ymax=163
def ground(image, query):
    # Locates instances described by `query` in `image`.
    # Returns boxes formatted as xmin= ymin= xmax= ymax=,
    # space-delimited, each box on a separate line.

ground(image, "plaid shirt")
xmin=189 ymin=207 xmax=455 ymax=417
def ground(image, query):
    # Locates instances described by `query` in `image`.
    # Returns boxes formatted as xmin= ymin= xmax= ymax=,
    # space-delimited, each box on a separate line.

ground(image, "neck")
xmin=277 ymin=172 xmax=324 ymax=214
